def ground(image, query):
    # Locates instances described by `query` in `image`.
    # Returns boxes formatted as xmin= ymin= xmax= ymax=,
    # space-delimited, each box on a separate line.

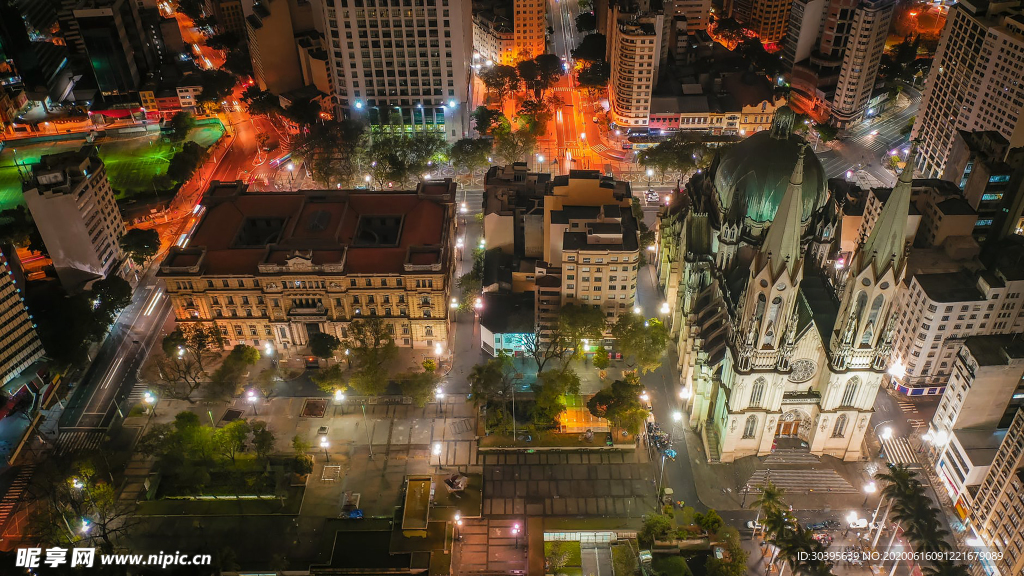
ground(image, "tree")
xmin=292 ymin=434 xmax=312 ymax=455
xmin=638 ymin=514 xmax=672 ymax=546
xmin=165 ymin=141 xmax=207 ymax=183
xmin=119 ymin=228 xmax=160 ymax=266
xmin=516 ymin=59 xmax=540 ymax=95
xmin=612 ymin=544 xmax=639 ymax=576
xmin=254 ymin=367 xmax=279 ymax=400
xmin=523 ymin=329 xmax=567 ymax=373
xmin=195 ymin=69 xmax=238 ymax=109
xmin=223 ymin=45 xmax=253 ymax=76
xmin=749 ymin=480 xmax=786 ymax=520
xmin=281 ymin=98 xmax=322 ymax=127
xmin=587 ymin=375 xmax=649 ymax=434
xmin=398 ymin=370 xmax=439 ymax=408
xmin=216 ymin=419 xmax=251 ymax=462
xmin=546 ymin=541 xmax=571 ymax=575
xmin=694 ymin=509 xmax=724 ymax=534
xmin=208 ymin=344 xmax=261 ymax=400
xmin=531 ymin=368 xmax=581 ymax=427
xmin=291 ymin=119 xmax=365 ymax=187
xmin=812 ymin=123 xmax=838 ymax=143
xmin=89 ymin=275 xmax=133 ymax=330
xmin=900 ymin=116 xmax=915 ymax=136
xmin=309 ymin=332 xmax=342 ymax=359
xmin=572 ymin=34 xmax=606 ymax=63
xmin=611 ymin=315 xmax=669 ymax=373
xmin=345 ymin=317 xmax=399 ymax=395
xmin=177 ymin=0 xmax=205 ymax=20
xmin=577 ymin=61 xmax=610 ymax=96
xmin=592 ymin=349 xmax=610 ymax=369
xmin=492 ymin=120 xmax=537 ymax=164
xmin=311 ymin=364 xmax=347 ymax=394
xmin=204 ymin=31 xmax=240 ymax=51
xmin=251 ymin=420 xmax=275 ymax=461
xmin=154 ymin=324 xmax=224 ymax=402
xmin=167 ymin=111 xmax=196 ymax=141
xmin=363 ymin=132 xmax=449 ymax=188
xmin=517 ymin=97 xmax=553 ymax=136
xmin=0 ymin=206 xmax=45 ymax=253
xmin=468 ymin=354 xmax=517 ymax=405
xmin=471 ymin=106 xmax=506 ymax=135
xmin=575 ymin=12 xmax=596 ymax=32
xmin=534 ymin=54 xmax=564 ymax=93
xmin=241 ymin=86 xmax=281 ymax=116
xmin=558 ymin=303 xmax=607 ymax=359
xmin=449 ymin=138 xmax=492 ymax=175
xmin=480 ymin=65 xmax=521 ymax=102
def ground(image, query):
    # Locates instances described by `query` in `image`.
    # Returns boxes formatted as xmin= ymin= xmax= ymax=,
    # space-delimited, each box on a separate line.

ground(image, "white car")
xmin=849 ymin=518 xmax=868 ymax=529
xmin=746 ymin=521 xmax=762 ymax=530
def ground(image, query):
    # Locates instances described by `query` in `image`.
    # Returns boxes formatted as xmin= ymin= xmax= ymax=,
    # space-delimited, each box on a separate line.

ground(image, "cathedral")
xmin=656 ymin=107 xmax=915 ymax=462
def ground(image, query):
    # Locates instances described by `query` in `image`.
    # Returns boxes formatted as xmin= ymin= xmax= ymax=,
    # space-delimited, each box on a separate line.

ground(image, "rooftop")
xmin=935 ymin=198 xmax=977 ymax=216
xmin=479 ymin=292 xmax=535 ymax=335
xmin=915 ymin=272 xmax=985 ymax=303
xmin=159 ymin=181 xmax=454 ymax=277
xmin=964 ymin=334 xmax=1024 ymax=366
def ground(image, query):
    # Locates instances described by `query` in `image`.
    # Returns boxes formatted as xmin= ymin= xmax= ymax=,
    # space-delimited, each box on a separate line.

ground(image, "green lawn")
xmin=135 ymin=486 xmax=304 ymax=516
xmin=544 ymin=541 xmax=582 ymax=567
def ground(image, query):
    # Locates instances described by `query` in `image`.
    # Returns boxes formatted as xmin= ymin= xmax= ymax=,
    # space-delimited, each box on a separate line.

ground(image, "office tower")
xmin=788 ymin=0 xmax=894 ymax=126
xmin=0 ymin=250 xmax=45 ymax=387
xmin=673 ymin=0 xmax=712 ymax=31
xmin=608 ymin=4 xmax=665 ymax=128
xmin=73 ymin=0 xmax=157 ymax=98
xmin=942 ymin=131 xmax=1024 ymax=244
xmin=245 ymin=0 xmax=315 ymax=95
xmin=729 ymin=0 xmax=792 ymax=44
xmin=208 ymin=0 xmax=249 ymax=36
xmin=22 ymin=146 xmax=127 ymax=291
xmin=913 ymin=0 xmax=1024 ymax=178
xmin=513 ymin=0 xmax=545 ymax=61
xmin=159 ymin=180 xmax=457 ymax=353
xmin=781 ymin=0 xmax=825 ymax=71
xmin=314 ymin=0 xmax=473 ymax=139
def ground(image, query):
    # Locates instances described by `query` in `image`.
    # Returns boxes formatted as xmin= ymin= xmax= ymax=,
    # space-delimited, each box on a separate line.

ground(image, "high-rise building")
xmin=889 ymin=269 xmax=1024 ymax=395
xmin=729 ymin=0 xmax=792 ymax=44
xmin=966 ymin=408 xmax=1024 ymax=576
xmin=22 ymin=146 xmax=127 ymax=291
xmin=607 ymin=3 xmax=665 ymax=128
xmin=0 ymin=250 xmax=45 ymax=387
xmin=472 ymin=10 xmax=515 ymax=66
xmin=912 ymin=0 xmax=1024 ymax=178
xmin=513 ymin=0 xmax=545 ymax=62
xmin=673 ymin=0 xmax=712 ymax=31
xmin=158 ymin=180 xmax=458 ymax=353
xmin=207 ymin=0 xmax=248 ymax=36
xmin=787 ymin=0 xmax=894 ymax=126
xmin=245 ymin=0 xmax=314 ymax=95
xmin=943 ymin=130 xmax=1024 ymax=245
xmin=72 ymin=0 xmax=157 ymax=98
xmin=314 ymin=0 xmax=472 ymax=139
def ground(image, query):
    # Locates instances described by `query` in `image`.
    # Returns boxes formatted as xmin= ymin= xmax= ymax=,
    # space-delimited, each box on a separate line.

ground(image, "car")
xmin=646 ymin=192 xmax=660 ymax=203
xmin=746 ymin=520 xmax=762 ymax=530
xmin=806 ymin=521 xmax=830 ymax=530
xmin=849 ymin=518 xmax=868 ymax=529
xmin=593 ymin=116 xmax=599 ymax=123
xmin=869 ymin=129 xmax=879 ymax=136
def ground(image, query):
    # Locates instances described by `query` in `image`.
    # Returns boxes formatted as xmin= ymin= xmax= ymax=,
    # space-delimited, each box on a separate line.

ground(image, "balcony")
xmin=782 ymin=390 xmax=821 ymax=404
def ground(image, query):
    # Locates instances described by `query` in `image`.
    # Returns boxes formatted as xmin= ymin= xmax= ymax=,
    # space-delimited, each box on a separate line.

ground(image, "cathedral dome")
xmin=713 ymin=107 xmax=828 ymax=224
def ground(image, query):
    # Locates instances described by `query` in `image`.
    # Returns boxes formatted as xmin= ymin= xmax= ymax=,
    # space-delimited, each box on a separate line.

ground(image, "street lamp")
xmin=660 ymin=301 xmax=670 ymax=315
xmin=432 ymin=442 xmax=442 ymax=468
xmin=455 ymin=512 xmax=463 ymax=541
xmin=679 ymin=388 xmax=692 ymax=400
xmin=320 ymin=436 xmax=330 ymax=462
xmin=672 ymin=411 xmax=682 ymax=422
xmin=144 ymin=391 xmax=157 ymax=416
xmin=247 ymin=389 xmax=259 ymax=415
xmin=639 ymin=391 xmax=650 ymax=404
xmin=646 ymin=168 xmax=654 ymax=190
xmin=450 ymin=298 xmax=459 ymax=309
xmin=435 ymin=387 xmax=445 ymax=416
xmin=633 ymin=306 xmax=642 ymax=315
xmin=72 ymin=478 xmax=84 ymax=490
xmin=80 ymin=519 xmax=91 ymax=535
xmin=863 ymin=480 xmax=877 ymax=506
xmin=512 ymin=523 xmax=521 ymax=548
xmin=364 ymin=174 xmax=372 ymax=189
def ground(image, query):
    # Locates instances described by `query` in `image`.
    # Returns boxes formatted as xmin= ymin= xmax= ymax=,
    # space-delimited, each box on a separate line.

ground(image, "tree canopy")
xmin=471 ymin=106 xmax=506 ymax=135
xmin=572 ymin=34 xmax=606 ymax=63
xmin=119 ymin=228 xmax=160 ymax=266
xmin=587 ymin=374 xmax=649 ymax=434
xmin=344 ymin=317 xmax=398 ymax=395
xmin=611 ymin=315 xmax=669 ymax=373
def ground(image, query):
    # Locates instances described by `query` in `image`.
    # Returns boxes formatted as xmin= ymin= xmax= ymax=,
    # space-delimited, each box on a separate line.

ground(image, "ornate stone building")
xmin=657 ymin=107 xmax=915 ymax=462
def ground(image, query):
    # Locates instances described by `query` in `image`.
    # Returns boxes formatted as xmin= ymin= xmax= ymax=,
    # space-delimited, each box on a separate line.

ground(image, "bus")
xmin=269 ymin=152 xmax=292 ymax=168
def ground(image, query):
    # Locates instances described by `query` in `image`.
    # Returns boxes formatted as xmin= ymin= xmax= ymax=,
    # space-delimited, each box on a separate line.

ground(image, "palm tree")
xmin=749 ymin=480 xmax=787 ymax=523
xmin=873 ymin=464 xmax=924 ymax=546
xmin=763 ymin=509 xmax=797 ymax=572
xmin=775 ymin=526 xmax=824 ymax=576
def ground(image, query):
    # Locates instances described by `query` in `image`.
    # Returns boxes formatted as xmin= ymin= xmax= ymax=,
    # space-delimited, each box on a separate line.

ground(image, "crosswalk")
xmin=54 ymin=431 xmax=107 ymax=458
xmin=743 ymin=469 xmax=859 ymax=494
xmin=0 ymin=463 xmax=36 ymax=533
xmin=896 ymin=398 xmax=920 ymax=414
xmin=590 ymin=143 xmax=608 ymax=153
xmin=881 ymin=436 xmax=919 ymax=467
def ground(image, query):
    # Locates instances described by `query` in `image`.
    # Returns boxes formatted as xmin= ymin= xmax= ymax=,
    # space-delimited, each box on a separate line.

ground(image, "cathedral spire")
xmin=857 ymin=143 xmax=917 ymax=275
xmin=762 ymin=145 xmax=806 ymax=278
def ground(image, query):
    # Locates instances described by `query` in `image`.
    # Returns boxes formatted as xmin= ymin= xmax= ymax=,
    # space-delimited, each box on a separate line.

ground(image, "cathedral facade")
xmin=657 ymin=107 xmax=915 ymax=463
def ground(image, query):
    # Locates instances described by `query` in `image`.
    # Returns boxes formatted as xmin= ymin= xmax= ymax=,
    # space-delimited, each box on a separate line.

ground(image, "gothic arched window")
xmin=750 ymin=378 xmax=766 ymax=408
xmin=832 ymin=414 xmax=848 ymax=437
xmin=841 ymin=377 xmax=860 ymax=407
xmin=761 ymin=296 xmax=783 ymax=347
xmin=743 ymin=415 xmax=758 ymax=438
xmin=860 ymin=295 xmax=886 ymax=347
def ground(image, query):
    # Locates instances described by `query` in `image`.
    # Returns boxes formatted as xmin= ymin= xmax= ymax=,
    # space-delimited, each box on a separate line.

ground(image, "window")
xmin=750 ymin=378 xmax=765 ymax=408
xmin=841 ymin=378 xmax=860 ymax=407
xmin=832 ymin=414 xmax=848 ymax=437
xmin=742 ymin=415 xmax=757 ymax=439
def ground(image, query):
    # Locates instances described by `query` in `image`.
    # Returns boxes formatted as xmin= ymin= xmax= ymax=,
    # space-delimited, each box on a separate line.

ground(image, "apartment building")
xmin=245 ymin=0 xmax=315 ymax=95
xmin=158 ymin=180 xmax=457 ymax=354
xmin=787 ymin=0 xmax=894 ymax=126
xmin=207 ymin=0 xmax=248 ymax=36
xmin=890 ymin=269 xmax=1024 ymax=395
xmin=933 ymin=334 xmax=1024 ymax=434
xmin=967 ymin=408 xmax=1024 ymax=576
xmin=0 ymin=250 xmax=45 ymax=387
xmin=472 ymin=10 xmax=515 ymax=66
xmin=314 ymin=0 xmax=472 ymax=139
xmin=942 ymin=130 xmax=1024 ymax=244
xmin=22 ymin=146 xmax=127 ymax=292
xmin=729 ymin=0 xmax=792 ymax=44
xmin=513 ymin=0 xmax=545 ymax=62
xmin=913 ymin=0 xmax=1024 ymax=177
xmin=647 ymin=71 xmax=786 ymax=135
xmin=673 ymin=0 xmax=712 ymax=31
xmin=608 ymin=18 xmax=664 ymax=128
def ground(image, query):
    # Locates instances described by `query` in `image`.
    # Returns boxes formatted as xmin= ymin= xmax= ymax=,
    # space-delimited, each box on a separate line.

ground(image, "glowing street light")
xmin=72 ymin=478 xmax=84 ymax=490
xmin=460 ymin=202 xmax=468 ymax=214
xmin=633 ymin=306 xmax=642 ymax=314
xmin=672 ymin=411 xmax=683 ymax=422
xmin=640 ymin=391 xmax=650 ymax=403
xmin=887 ymin=361 xmax=907 ymax=379
xmin=660 ymin=302 xmax=670 ymax=315
xmin=320 ymin=436 xmax=330 ymax=462
xmin=434 ymin=342 xmax=443 ymax=357
xmin=144 ymin=391 xmax=157 ymax=416
xmin=679 ymin=388 xmax=692 ymax=400
xmin=247 ymin=389 xmax=259 ymax=415
xmin=512 ymin=523 xmax=521 ymax=548
xmin=450 ymin=297 xmax=459 ymax=308
xmin=433 ymin=442 xmax=443 ymax=468
xmin=880 ymin=427 xmax=893 ymax=441
xmin=474 ymin=297 xmax=483 ymax=310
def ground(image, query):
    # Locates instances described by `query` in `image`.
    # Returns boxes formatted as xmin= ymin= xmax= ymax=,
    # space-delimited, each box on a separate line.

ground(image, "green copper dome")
xmin=713 ymin=107 xmax=827 ymax=224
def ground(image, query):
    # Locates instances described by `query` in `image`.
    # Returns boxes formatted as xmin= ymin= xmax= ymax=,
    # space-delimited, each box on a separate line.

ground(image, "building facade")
xmin=659 ymin=108 xmax=907 ymax=462
xmin=0 ymin=250 xmax=45 ymax=387
xmin=608 ymin=16 xmax=664 ymax=128
xmin=912 ymin=0 xmax=1024 ymax=177
xmin=942 ymin=130 xmax=1024 ymax=245
xmin=673 ymin=0 xmax=712 ymax=31
xmin=73 ymin=0 xmax=156 ymax=98
xmin=22 ymin=146 xmax=127 ymax=291
xmin=829 ymin=0 xmax=893 ymax=126
xmin=513 ymin=0 xmax=545 ymax=62
xmin=967 ymin=408 xmax=1024 ymax=576
xmin=472 ymin=11 xmax=515 ymax=66
xmin=313 ymin=0 xmax=472 ymax=139
xmin=245 ymin=0 xmax=313 ymax=95
xmin=159 ymin=180 xmax=457 ymax=354
xmin=729 ymin=0 xmax=792 ymax=44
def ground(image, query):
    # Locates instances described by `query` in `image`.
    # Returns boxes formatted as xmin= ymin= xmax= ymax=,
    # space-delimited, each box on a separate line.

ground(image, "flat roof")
xmin=161 ymin=182 xmax=452 ymax=276
xmin=402 ymin=476 xmax=432 ymax=531
xmin=964 ymin=334 xmax=1024 ymax=366
xmin=915 ymin=272 xmax=985 ymax=303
